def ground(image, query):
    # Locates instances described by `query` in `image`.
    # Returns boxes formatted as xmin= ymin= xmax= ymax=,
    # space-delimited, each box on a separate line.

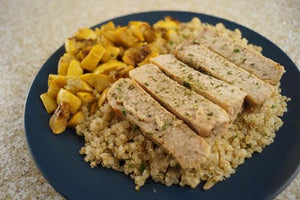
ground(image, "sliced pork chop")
xmin=193 ymin=28 xmax=285 ymax=85
xmin=129 ymin=64 xmax=229 ymax=137
xmin=175 ymin=43 xmax=274 ymax=106
xmin=151 ymin=54 xmax=246 ymax=120
xmin=107 ymin=78 xmax=210 ymax=170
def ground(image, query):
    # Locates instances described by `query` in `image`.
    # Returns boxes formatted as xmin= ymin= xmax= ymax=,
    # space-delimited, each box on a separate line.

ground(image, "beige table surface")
xmin=1 ymin=0 xmax=299 ymax=199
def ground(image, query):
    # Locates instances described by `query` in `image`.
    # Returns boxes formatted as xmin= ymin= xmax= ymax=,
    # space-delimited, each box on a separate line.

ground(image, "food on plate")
xmin=107 ymin=78 xmax=210 ymax=169
xmin=129 ymin=64 xmax=229 ymax=137
xmin=40 ymin=16 xmax=289 ymax=190
xmin=151 ymin=54 xmax=246 ymax=120
xmin=175 ymin=42 xmax=274 ymax=106
xmin=193 ymin=28 xmax=285 ymax=85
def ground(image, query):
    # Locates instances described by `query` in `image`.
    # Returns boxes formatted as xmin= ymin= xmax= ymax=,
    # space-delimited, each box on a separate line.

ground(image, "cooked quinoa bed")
xmin=75 ymin=18 xmax=289 ymax=190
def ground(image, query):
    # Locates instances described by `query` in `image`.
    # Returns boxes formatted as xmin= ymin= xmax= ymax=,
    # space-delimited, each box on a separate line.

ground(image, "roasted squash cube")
xmin=98 ymin=88 xmax=109 ymax=107
xmin=101 ymin=45 xmax=120 ymax=62
xmin=76 ymin=92 xmax=96 ymax=105
xmin=40 ymin=93 xmax=58 ymax=113
xmin=67 ymin=60 xmax=83 ymax=76
xmin=64 ymin=77 xmax=93 ymax=93
xmin=49 ymin=103 xmax=70 ymax=134
xmin=93 ymin=60 xmax=126 ymax=75
xmin=80 ymin=73 xmax=110 ymax=92
xmin=81 ymin=44 xmax=106 ymax=71
xmin=74 ymin=28 xmax=97 ymax=40
xmin=67 ymin=111 xmax=85 ymax=128
xmin=57 ymin=88 xmax=82 ymax=114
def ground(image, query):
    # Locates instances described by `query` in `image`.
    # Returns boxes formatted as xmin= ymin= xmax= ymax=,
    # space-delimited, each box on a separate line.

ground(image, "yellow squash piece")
xmin=76 ymin=92 xmax=96 ymax=104
xmin=67 ymin=60 xmax=83 ymax=76
xmin=114 ymin=27 xmax=138 ymax=48
xmin=80 ymin=73 xmax=110 ymax=92
xmin=93 ymin=60 xmax=127 ymax=75
xmin=101 ymin=45 xmax=120 ymax=62
xmin=65 ymin=38 xmax=86 ymax=54
xmin=48 ymin=74 xmax=67 ymax=87
xmin=40 ymin=93 xmax=58 ymax=113
xmin=98 ymin=88 xmax=109 ymax=107
xmin=165 ymin=29 xmax=177 ymax=40
xmin=58 ymin=53 xmax=75 ymax=75
xmin=74 ymin=28 xmax=97 ymax=40
xmin=81 ymin=44 xmax=106 ymax=71
xmin=97 ymin=21 xmax=117 ymax=43
xmin=153 ymin=16 xmax=179 ymax=30
xmin=138 ymin=51 xmax=160 ymax=66
xmin=118 ymin=65 xmax=134 ymax=77
xmin=89 ymin=102 xmax=98 ymax=115
xmin=57 ymin=88 xmax=82 ymax=114
xmin=64 ymin=77 xmax=93 ymax=93
xmin=67 ymin=111 xmax=85 ymax=128
xmin=100 ymin=21 xmax=116 ymax=32
xmin=47 ymin=81 xmax=61 ymax=98
xmin=49 ymin=103 xmax=70 ymax=134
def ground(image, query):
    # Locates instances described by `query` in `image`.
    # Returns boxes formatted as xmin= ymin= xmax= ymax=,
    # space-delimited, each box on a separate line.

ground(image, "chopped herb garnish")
xmin=227 ymin=71 xmax=232 ymax=75
xmin=271 ymin=104 xmax=276 ymax=108
xmin=139 ymin=163 xmax=146 ymax=174
xmin=184 ymin=112 xmax=191 ymax=117
xmin=162 ymin=121 xmax=167 ymax=131
xmin=250 ymin=63 xmax=255 ymax=66
xmin=133 ymin=124 xmax=139 ymax=131
xmin=188 ymin=53 xmax=194 ymax=57
xmin=128 ymin=84 xmax=134 ymax=90
xmin=207 ymin=112 xmax=213 ymax=116
xmin=122 ymin=110 xmax=127 ymax=116
xmin=145 ymin=82 xmax=149 ymax=86
xmin=169 ymin=41 xmax=174 ymax=45
xmin=242 ymin=58 xmax=247 ymax=64
xmin=187 ymin=74 xmax=193 ymax=80
xmin=146 ymin=132 xmax=153 ymax=135
xmin=183 ymin=81 xmax=191 ymax=88
xmin=233 ymin=48 xmax=240 ymax=53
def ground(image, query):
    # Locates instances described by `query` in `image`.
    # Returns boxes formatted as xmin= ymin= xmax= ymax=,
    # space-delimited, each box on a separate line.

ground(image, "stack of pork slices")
xmin=107 ymin=28 xmax=285 ymax=170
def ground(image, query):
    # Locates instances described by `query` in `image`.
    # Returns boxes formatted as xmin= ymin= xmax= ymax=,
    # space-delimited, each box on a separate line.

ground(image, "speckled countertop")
xmin=0 ymin=0 xmax=299 ymax=199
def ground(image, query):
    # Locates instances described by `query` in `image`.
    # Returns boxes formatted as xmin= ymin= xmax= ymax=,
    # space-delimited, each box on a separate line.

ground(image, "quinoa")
xmin=75 ymin=18 xmax=289 ymax=190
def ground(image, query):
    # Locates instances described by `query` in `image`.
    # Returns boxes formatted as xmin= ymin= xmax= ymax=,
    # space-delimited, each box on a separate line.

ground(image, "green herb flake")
xmin=162 ymin=121 xmax=168 ymax=131
xmin=145 ymin=82 xmax=149 ymax=86
xmin=188 ymin=53 xmax=194 ymax=57
xmin=250 ymin=63 xmax=255 ymax=66
xmin=169 ymin=41 xmax=174 ymax=45
xmin=242 ymin=58 xmax=247 ymax=64
xmin=271 ymin=104 xmax=276 ymax=108
xmin=183 ymin=81 xmax=191 ymax=89
xmin=227 ymin=71 xmax=232 ymax=75
xmin=139 ymin=163 xmax=146 ymax=174
xmin=233 ymin=48 xmax=240 ymax=53
xmin=146 ymin=132 xmax=153 ymax=135
xmin=121 ymin=110 xmax=127 ymax=116
xmin=184 ymin=112 xmax=191 ymax=117
xmin=133 ymin=124 xmax=139 ymax=131
xmin=187 ymin=74 xmax=193 ymax=80
xmin=207 ymin=112 xmax=213 ymax=116
xmin=127 ymin=164 xmax=134 ymax=169
xmin=128 ymin=84 xmax=134 ymax=90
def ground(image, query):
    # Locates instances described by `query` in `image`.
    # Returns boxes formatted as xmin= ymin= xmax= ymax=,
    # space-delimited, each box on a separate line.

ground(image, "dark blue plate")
xmin=24 ymin=11 xmax=300 ymax=200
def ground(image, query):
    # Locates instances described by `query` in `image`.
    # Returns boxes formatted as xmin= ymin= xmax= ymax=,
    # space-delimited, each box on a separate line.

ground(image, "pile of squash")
xmin=40 ymin=17 xmax=180 ymax=134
